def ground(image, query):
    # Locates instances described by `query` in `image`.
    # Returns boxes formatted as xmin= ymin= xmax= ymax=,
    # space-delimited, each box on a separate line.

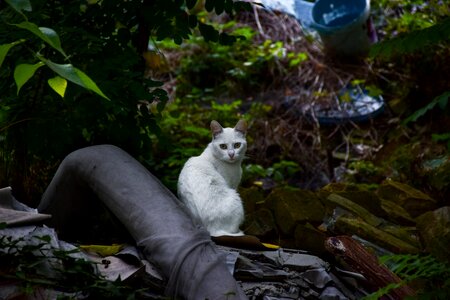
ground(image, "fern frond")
xmin=381 ymin=254 xmax=450 ymax=279
xmin=370 ymin=17 xmax=450 ymax=59
xmin=364 ymin=254 xmax=450 ymax=299
xmin=402 ymin=91 xmax=450 ymax=125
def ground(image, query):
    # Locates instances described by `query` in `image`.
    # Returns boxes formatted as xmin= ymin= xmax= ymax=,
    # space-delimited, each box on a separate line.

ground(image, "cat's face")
xmin=210 ymin=120 xmax=247 ymax=164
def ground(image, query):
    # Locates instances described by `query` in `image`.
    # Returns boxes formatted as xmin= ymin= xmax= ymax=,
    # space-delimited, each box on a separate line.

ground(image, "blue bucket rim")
xmin=310 ymin=0 xmax=370 ymax=32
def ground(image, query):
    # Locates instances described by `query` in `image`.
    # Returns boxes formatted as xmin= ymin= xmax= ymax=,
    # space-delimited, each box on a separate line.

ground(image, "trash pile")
xmin=233 ymin=247 xmax=368 ymax=299
xmin=1 ymin=185 xmax=377 ymax=299
xmin=4 ymin=177 xmax=437 ymax=300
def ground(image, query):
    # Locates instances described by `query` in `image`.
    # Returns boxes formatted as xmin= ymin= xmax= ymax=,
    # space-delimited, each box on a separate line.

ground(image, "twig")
xmin=252 ymin=6 xmax=268 ymax=39
xmin=0 ymin=118 xmax=35 ymax=132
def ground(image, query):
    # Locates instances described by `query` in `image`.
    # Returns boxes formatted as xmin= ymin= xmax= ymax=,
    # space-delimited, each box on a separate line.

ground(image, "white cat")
xmin=177 ymin=120 xmax=247 ymax=237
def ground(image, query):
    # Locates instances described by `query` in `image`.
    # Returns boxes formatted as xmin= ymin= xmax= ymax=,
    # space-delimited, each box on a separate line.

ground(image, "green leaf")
xmin=432 ymin=132 xmax=450 ymax=142
xmin=204 ymin=0 xmax=214 ymax=12
xmin=39 ymin=27 xmax=66 ymax=54
xmin=40 ymin=58 xmax=110 ymax=100
xmin=370 ymin=17 xmax=450 ymax=59
xmin=35 ymin=235 xmax=51 ymax=243
xmin=5 ymin=0 xmax=32 ymax=13
xmin=224 ymin=0 xmax=234 ymax=14
xmin=403 ymin=91 xmax=450 ymax=125
xmin=145 ymin=78 xmax=163 ymax=87
xmin=174 ymin=35 xmax=182 ymax=45
xmin=219 ymin=32 xmax=236 ymax=45
xmin=186 ymin=0 xmax=197 ymax=10
xmin=188 ymin=14 xmax=198 ymax=28
xmin=14 ymin=62 xmax=44 ymax=94
xmin=234 ymin=1 xmax=252 ymax=12
xmin=0 ymin=40 xmax=25 ymax=68
xmin=14 ymin=22 xmax=67 ymax=58
xmin=215 ymin=0 xmax=224 ymax=15
xmin=199 ymin=22 xmax=219 ymax=42
xmin=48 ymin=76 xmax=67 ymax=98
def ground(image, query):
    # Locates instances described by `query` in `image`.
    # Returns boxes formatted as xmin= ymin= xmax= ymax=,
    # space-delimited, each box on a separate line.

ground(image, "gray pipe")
xmin=38 ymin=144 xmax=247 ymax=299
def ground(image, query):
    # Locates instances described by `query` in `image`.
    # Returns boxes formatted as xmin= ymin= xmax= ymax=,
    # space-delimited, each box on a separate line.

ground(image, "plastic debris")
xmin=79 ymin=243 xmax=125 ymax=256
xmin=0 ymin=186 xmax=51 ymax=226
xmin=314 ymin=84 xmax=385 ymax=125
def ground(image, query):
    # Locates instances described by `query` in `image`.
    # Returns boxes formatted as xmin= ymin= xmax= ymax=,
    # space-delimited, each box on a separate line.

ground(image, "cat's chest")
xmin=214 ymin=163 xmax=241 ymax=189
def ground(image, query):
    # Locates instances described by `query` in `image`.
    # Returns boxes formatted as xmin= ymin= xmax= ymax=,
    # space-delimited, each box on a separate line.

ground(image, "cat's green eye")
xmin=219 ymin=144 xmax=227 ymax=150
xmin=234 ymin=143 xmax=241 ymax=149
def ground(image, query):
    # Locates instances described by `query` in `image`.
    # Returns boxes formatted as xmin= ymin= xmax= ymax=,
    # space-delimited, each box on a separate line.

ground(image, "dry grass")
xmin=235 ymin=7 xmax=386 ymax=187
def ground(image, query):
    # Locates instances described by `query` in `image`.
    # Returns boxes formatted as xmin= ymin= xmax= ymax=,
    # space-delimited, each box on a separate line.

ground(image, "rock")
xmin=325 ymin=193 xmax=383 ymax=227
xmin=380 ymin=199 xmax=416 ymax=225
xmin=243 ymin=208 xmax=277 ymax=237
xmin=320 ymin=183 xmax=360 ymax=193
xmin=422 ymin=156 xmax=450 ymax=192
xmin=239 ymin=186 xmax=265 ymax=214
xmin=376 ymin=179 xmax=437 ymax=217
xmin=380 ymin=225 xmax=421 ymax=249
xmin=416 ymin=206 xmax=450 ymax=262
xmin=266 ymin=187 xmax=325 ymax=235
xmin=320 ymin=183 xmax=387 ymax=217
xmin=335 ymin=216 xmax=419 ymax=253
xmin=294 ymin=223 xmax=328 ymax=256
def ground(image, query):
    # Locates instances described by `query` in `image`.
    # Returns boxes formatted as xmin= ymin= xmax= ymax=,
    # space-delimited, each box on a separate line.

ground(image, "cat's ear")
xmin=234 ymin=119 xmax=247 ymax=136
xmin=210 ymin=120 xmax=223 ymax=139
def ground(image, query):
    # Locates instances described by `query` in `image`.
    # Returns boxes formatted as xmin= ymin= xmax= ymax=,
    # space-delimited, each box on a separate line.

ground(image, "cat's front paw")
xmin=210 ymin=230 xmax=244 ymax=237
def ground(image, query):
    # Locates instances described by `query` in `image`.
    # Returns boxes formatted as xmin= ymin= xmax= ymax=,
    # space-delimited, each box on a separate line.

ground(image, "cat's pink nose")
xmin=228 ymin=150 xmax=235 ymax=158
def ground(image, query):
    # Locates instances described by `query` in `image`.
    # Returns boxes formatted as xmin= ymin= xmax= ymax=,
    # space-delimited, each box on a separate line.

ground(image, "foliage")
xmin=370 ymin=17 xmax=450 ymax=59
xmin=345 ymin=160 xmax=383 ymax=184
xmin=171 ymin=22 xmax=308 ymax=97
xmin=402 ymin=91 xmax=450 ymax=125
xmin=243 ymin=160 xmax=302 ymax=185
xmin=0 ymin=233 xmax=144 ymax=299
xmin=363 ymin=254 xmax=450 ymax=300
xmin=0 ymin=0 xmax=251 ymax=203
xmin=432 ymin=132 xmax=450 ymax=152
xmin=372 ymin=0 xmax=450 ymax=42
xmin=369 ymin=0 xmax=450 ymax=147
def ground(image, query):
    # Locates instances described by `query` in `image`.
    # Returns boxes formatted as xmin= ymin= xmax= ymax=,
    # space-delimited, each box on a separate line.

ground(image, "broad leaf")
xmin=40 ymin=58 xmax=109 ymax=100
xmin=219 ymin=32 xmax=237 ymax=45
xmin=0 ymin=40 xmax=25 ymax=68
xmin=204 ymin=0 xmax=214 ymax=12
xmin=403 ymin=91 xmax=450 ymax=124
xmin=215 ymin=0 xmax=224 ymax=15
xmin=234 ymin=1 xmax=252 ymax=12
xmin=39 ymin=27 xmax=66 ymax=54
xmin=224 ymin=0 xmax=234 ymax=14
xmin=14 ymin=22 xmax=67 ymax=58
xmin=5 ymin=0 xmax=32 ymax=13
xmin=188 ymin=14 xmax=198 ymax=28
xmin=199 ymin=22 xmax=219 ymax=42
xmin=48 ymin=76 xmax=67 ymax=98
xmin=186 ymin=0 xmax=197 ymax=10
xmin=370 ymin=17 xmax=450 ymax=59
xmin=14 ymin=62 xmax=44 ymax=94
